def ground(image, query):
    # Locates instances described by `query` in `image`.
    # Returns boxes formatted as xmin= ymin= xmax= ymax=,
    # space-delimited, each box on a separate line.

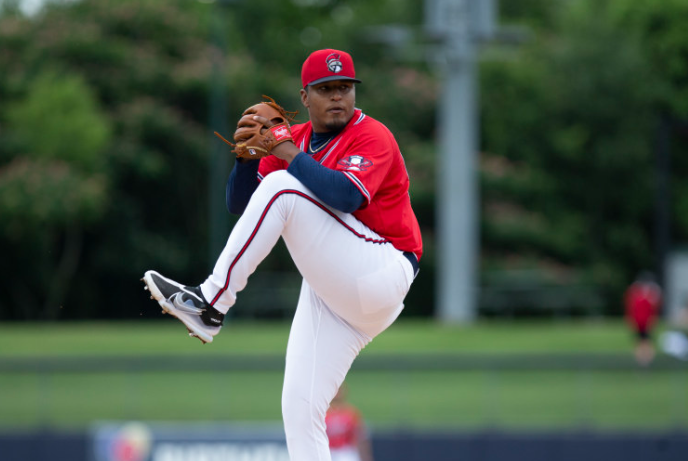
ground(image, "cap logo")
xmin=326 ymin=53 xmax=343 ymax=74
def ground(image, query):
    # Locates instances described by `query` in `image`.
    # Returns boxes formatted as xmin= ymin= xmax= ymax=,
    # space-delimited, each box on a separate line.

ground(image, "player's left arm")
xmin=333 ymin=128 xmax=395 ymax=207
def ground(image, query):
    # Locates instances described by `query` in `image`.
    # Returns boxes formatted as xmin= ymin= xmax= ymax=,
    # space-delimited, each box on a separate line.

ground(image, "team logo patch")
xmin=326 ymin=53 xmax=343 ymax=74
xmin=338 ymin=155 xmax=373 ymax=171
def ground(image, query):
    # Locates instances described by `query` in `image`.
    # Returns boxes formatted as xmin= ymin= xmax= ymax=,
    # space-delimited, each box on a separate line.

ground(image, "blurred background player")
xmin=624 ymin=271 xmax=662 ymax=366
xmin=326 ymin=383 xmax=374 ymax=461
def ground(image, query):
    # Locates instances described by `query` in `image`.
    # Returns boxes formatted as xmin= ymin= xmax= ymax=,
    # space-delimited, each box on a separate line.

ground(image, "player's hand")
xmin=250 ymin=115 xmax=273 ymax=129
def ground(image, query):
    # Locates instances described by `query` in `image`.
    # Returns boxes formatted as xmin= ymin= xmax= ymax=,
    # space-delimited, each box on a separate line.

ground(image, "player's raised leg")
xmin=201 ymin=170 xmax=414 ymax=338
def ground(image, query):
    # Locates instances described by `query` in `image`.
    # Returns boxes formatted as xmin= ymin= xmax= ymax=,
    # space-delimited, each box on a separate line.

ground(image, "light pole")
xmin=425 ymin=0 xmax=496 ymax=323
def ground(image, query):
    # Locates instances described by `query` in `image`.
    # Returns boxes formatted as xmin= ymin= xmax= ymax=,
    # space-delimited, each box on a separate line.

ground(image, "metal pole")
xmin=436 ymin=40 xmax=479 ymax=323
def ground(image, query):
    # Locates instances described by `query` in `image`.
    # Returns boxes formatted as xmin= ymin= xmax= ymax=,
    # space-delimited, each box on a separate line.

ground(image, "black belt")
xmin=403 ymin=251 xmax=420 ymax=278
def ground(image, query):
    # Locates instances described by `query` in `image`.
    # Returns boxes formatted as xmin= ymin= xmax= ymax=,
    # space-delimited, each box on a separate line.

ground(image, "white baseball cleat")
xmin=142 ymin=270 xmax=224 ymax=344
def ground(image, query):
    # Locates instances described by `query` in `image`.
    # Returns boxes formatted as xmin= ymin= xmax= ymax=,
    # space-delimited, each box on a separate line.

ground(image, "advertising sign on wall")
xmin=91 ymin=421 xmax=290 ymax=461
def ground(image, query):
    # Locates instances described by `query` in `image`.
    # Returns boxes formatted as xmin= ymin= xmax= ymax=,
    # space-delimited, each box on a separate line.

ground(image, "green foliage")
xmin=499 ymin=0 xmax=565 ymax=32
xmin=607 ymin=0 xmax=688 ymax=245
xmin=6 ymin=70 xmax=111 ymax=169
xmin=478 ymin=0 xmax=678 ymax=311
xmin=0 ymin=0 xmax=440 ymax=321
xmin=0 ymin=159 xmax=106 ymax=239
xmin=1 ymin=0 xmax=688 ymax=320
xmin=0 ymin=0 xmax=214 ymax=319
xmin=0 ymin=64 xmax=113 ymax=319
xmin=609 ymin=0 xmax=688 ymax=118
xmin=0 ymin=68 xmax=110 ymax=235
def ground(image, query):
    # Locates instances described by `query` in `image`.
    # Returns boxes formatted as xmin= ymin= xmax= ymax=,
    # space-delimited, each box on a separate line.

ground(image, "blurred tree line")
xmin=0 ymin=0 xmax=686 ymax=321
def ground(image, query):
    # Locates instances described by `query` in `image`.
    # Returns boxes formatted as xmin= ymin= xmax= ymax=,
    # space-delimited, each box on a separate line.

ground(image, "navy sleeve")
xmin=226 ymin=159 xmax=260 ymax=215
xmin=287 ymin=152 xmax=365 ymax=213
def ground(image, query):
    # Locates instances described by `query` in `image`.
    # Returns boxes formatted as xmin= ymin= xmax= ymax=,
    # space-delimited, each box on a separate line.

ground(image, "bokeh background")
xmin=1 ymin=0 xmax=687 ymax=460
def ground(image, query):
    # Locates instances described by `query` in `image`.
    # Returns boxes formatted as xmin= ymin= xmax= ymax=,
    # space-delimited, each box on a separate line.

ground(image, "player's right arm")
xmin=226 ymin=151 xmax=291 ymax=214
xmin=226 ymin=159 xmax=260 ymax=215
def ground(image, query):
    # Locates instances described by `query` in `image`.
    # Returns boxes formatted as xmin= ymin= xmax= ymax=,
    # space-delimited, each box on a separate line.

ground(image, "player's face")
xmin=300 ymin=80 xmax=356 ymax=133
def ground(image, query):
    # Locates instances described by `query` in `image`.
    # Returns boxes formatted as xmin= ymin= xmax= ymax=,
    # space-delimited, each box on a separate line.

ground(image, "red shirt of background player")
xmin=624 ymin=280 xmax=661 ymax=334
xmin=326 ymin=403 xmax=363 ymax=450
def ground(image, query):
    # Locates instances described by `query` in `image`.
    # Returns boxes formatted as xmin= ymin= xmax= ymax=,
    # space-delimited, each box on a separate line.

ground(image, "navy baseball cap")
xmin=301 ymin=49 xmax=362 ymax=88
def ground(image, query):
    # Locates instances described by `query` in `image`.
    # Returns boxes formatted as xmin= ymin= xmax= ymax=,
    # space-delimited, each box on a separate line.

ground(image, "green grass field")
xmin=1 ymin=319 xmax=686 ymax=431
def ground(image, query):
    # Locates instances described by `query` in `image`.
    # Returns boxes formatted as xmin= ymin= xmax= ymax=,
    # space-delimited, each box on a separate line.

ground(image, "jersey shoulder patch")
xmin=338 ymin=155 xmax=373 ymax=172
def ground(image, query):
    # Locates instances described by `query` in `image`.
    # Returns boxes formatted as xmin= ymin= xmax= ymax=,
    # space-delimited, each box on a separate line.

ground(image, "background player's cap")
xmin=301 ymin=49 xmax=362 ymax=88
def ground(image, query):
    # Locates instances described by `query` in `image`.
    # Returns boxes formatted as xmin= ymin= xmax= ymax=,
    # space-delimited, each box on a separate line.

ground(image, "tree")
xmin=0 ymin=0 xmax=214 ymax=319
xmin=479 ymin=0 xmax=668 ymax=314
xmin=0 ymin=70 xmax=111 ymax=319
xmin=0 ymin=0 xmax=437 ymax=320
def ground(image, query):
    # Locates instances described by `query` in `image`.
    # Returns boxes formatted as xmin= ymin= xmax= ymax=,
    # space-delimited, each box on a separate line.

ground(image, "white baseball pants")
xmin=199 ymin=170 xmax=415 ymax=460
xmin=330 ymin=447 xmax=362 ymax=461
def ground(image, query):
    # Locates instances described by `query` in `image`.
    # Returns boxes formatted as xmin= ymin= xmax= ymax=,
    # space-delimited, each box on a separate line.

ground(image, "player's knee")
xmin=282 ymin=395 xmax=310 ymax=434
xmin=259 ymin=170 xmax=304 ymax=193
xmin=282 ymin=388 xmax=326 ymax=434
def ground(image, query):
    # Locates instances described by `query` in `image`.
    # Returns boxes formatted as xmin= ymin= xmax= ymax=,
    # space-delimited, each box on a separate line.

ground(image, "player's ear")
xmin=300 ymin=88 xmax=309 ymax=108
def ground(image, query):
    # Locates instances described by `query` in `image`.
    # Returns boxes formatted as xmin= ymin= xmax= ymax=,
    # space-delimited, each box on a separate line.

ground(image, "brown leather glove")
xmin=215 ymin=96 xmax=296 ymax=160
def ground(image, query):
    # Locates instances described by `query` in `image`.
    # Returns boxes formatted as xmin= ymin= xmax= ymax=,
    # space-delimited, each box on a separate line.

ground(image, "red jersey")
xmin=624 ymin=281 xmax=661 ymax=330
xmin=258 ymin=109 xmax=423 ymax=261
xmin=325 ymin=404 xmax=363 ymax=450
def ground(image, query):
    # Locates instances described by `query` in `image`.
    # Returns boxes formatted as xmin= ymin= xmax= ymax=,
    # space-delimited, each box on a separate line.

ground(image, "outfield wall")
xmin=2 ymin=426 xmax=688 ymax=461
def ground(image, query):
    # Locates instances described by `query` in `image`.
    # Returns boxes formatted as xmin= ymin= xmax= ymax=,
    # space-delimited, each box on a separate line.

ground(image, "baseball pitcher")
xmin=143 ymin=48 xmax=422 ymax=460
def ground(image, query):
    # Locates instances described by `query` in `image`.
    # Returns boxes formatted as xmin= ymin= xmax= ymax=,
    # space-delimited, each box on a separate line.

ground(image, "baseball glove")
xmin=214 ymin=96 xmax=297 ymax=160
